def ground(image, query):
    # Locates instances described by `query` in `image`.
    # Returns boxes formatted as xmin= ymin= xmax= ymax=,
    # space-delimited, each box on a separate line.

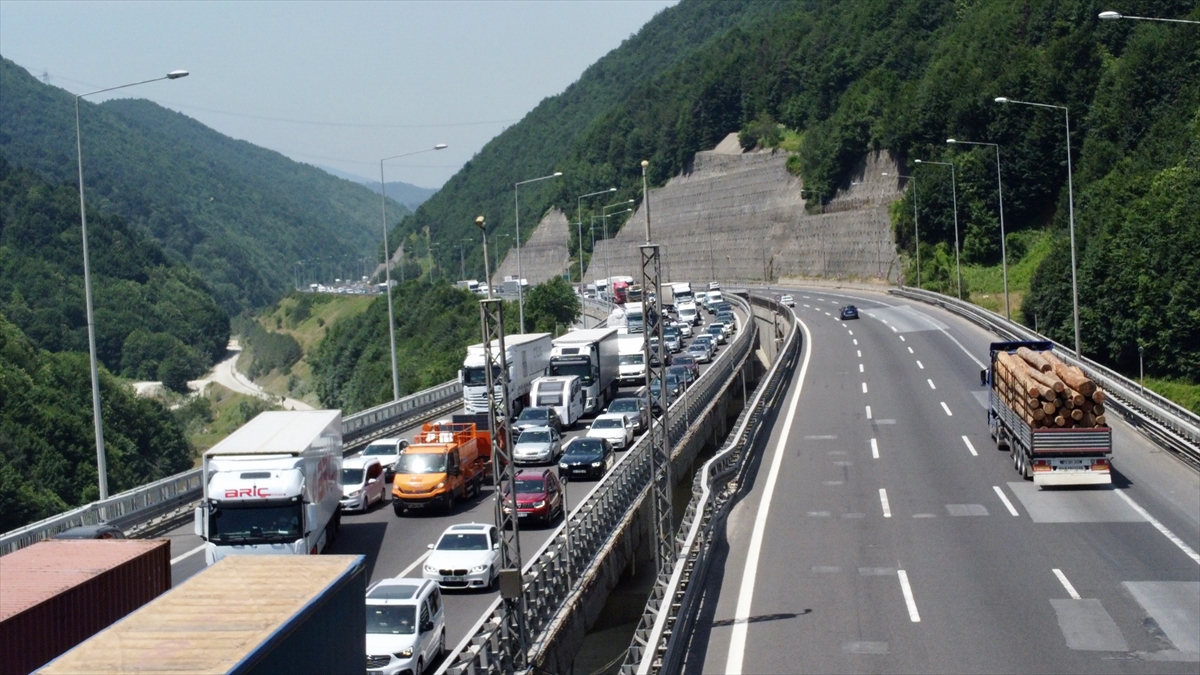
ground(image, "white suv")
xmin=365 ymin=578 xmax=445 ymax=675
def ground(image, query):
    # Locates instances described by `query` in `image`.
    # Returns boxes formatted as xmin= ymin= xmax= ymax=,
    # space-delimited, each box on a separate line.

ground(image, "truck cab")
xmin=618 ymin=335 xmax=646 ymax=386
xmin=392 ymin=422 xmax=492 ymax=515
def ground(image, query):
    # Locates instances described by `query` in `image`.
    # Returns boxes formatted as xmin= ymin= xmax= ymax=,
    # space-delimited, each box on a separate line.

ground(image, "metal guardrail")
xmin=621 ymin=294 xmax=801 ymax=674
xmin=437 ymin=296 xmax=758 ymax=675
xmin=0 ymin=380 xmax=463 ymax=556
xmin=890 ymin=287 xmax=1199 ymax=466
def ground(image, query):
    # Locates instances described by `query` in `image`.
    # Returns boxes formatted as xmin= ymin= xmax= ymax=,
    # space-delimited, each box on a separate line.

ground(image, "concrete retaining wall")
xmin=493 ymin=209 xmax=572 ymax=286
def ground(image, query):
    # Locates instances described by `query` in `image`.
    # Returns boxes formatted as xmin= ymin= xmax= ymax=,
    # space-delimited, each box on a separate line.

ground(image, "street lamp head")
xmin=167 ymin=70 xmax=189 ymax=79
xmin=553 ymin=172 xmax=563 ymax=177
xmin=1098 ymin=11 xmax=1122 ymax=20
xmin=946 ymin=138 xmax=957 ymax=144
xmin=434 ymin=144 xmax=448 ymax=150
xmin=607 ymin=187 xmax=617 ymax=192
xmin=475 ymin=216 xmax=485 ymax=230
xmin=914 ymin=159 xmax=924 ymax=164
xmin=641 ymin=160 xmax=649 ymax=168
xmin=994 ymin=97 xmax=1009 ymax=104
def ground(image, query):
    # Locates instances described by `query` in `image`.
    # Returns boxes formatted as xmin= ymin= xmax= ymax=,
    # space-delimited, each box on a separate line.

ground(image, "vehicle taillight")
xmin=1032 ymin=459 xmax=1051 ymax=472
xmin=1092 ymin=460 xmax=1110 ymax=471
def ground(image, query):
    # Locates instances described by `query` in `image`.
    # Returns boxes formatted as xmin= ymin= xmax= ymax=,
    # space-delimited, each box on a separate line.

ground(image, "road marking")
xmin=865 ymin=405 xmax=872 ymax=419
xmin=803 ymin=303 xmax=811 ymax=307
xmin=908 ymin=346 xmax=914 ymax=354
xmin=881 ymin=319 xmax=888 ymax=324
xmin=940 ymin=401 xmax=953 ymax=416
xmin=725 ymin=317 xmax=813 ymax=675
xmin=894 ymin=305 xmax=986 ymax=369
xmin=848 ymin=330 xmax=854 ymax=336
xmin=825 ymin=312 xmax=831 ymax=316
xmin=1114 ymin=490 xmax=1200 ymax=565
xmin=897 ymin=570 xmax=921 ymax=622
xmin=171 ymin=544 xmax=205 ymax=565
xmin=862 ymin=382 xmax=868 ymax=393
xmin=1053 ymin=568 xmax=1082 ymax=600
xmin=859 ymin=364 xmax=865 ymax=373
xmin=890 ymin=326 xmax=898 ymax=333
xmin=853 ymin=339 xmax=858 ymax=346
xmin=871 ymin=438 xmax=880 ymax=459
xmin=857 ymin=350 xmax=862 ymax=357
xmin=399 ymin=550 xmax=432 ymax=578
xmin=927 ymin=379 xmax=936 ymax=389
xmin=898 ymin=335 xmax=905 ymax=342
xmin=916 ymin=359 xmax=923 ymax=368
xmin=993 ymin=485 xmax=1019 ymax=516
xmin=962 ymin=436 xmax=978 ymax=456
xmin=879 ymin=489 xmax=892 ymax=517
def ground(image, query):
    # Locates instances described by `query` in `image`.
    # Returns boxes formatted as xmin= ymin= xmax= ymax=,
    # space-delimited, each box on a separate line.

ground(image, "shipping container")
xmin=38 ymin=555 xmax=366 ymax=675
xmin=1 ymin=539 xmax=171 ymax=675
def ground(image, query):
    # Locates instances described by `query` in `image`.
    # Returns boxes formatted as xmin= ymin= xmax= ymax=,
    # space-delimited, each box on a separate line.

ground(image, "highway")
xmin=682 ymin=288 xmax=1200 ymax=674
xmin=159 ymin=307 xmax=743 ymax=664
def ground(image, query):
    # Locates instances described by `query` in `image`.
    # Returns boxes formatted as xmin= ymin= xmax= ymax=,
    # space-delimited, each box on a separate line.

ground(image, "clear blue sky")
xmin=0 ymin=0 xmax=676 ymax=189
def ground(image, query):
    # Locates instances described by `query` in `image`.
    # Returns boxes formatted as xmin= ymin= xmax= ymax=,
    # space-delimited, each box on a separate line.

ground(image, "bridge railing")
xmin=621 ymin=293 xmax=801 ymax=674
xmin=437 ymin=295 xmax=758 ymax=675
xmin=0 ymin=380 xmax=462 ymax=556
xmin=890 ymin=287 xmax=1199 ymax=466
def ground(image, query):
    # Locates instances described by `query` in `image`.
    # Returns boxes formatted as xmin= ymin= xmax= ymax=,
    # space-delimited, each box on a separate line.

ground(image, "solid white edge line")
xmin=1052 ymin=568 xmax=1082 ymax=600
xmin=724 ymin=316 xmax=813 ymax=675
xmin=993 ymin=485 xmax=1019 ymax=516
xmin=870 ymin=438 xmax=880 ymax=459
xmin=399 ymin=550 xmax=433 ymax=578
xmin=897 ymin=569 xmax=921 ymax=621
xmin=940 ymin=401 xmax=953 ymax=416
xmin=962 ymin=435 xmax=978 ymax=457
xmin=1113 ymin=489 xmax=1200 ymax=565
xmin=170 ymin=544 xmax=205 ymax=566
xmin=879 ymin=488 xmax=892 ymax=517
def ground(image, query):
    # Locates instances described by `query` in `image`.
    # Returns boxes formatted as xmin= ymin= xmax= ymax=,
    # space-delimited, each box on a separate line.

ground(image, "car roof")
xmin=446 ymin=523 xmax=489 ymax=532
xmin=343 ymin=456 xmax=378 ymax=469
xmin=594 ymin=412 xmax=627 ymax=421
xmin=517 ymin=425 xmax=554 ymax=434
xmin=366 ymin=578 xmax=432 ymax=603
xmin=514 ymin=468 xmax=553 ymax=480
xmin=519 ymin=407 xmax=551 ymax=415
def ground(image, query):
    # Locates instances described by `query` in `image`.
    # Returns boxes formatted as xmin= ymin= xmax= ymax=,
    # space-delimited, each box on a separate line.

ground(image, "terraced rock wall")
xmin=492 ymin=209 xmax=572 ymax=286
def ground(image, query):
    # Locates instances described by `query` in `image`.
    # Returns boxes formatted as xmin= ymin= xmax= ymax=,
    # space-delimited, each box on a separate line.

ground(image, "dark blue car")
xmin=840 ymin=305 xmax=859 ymax=320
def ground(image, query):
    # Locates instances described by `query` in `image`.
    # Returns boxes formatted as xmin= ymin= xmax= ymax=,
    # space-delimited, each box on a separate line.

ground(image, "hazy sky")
xmin=0 ymin=0 xmax=676 ymax=188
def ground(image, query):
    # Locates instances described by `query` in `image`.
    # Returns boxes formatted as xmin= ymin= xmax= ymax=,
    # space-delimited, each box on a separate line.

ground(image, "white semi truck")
xmin=547 ymin=327 xmax=619 ymax=415
xmin=461 ymin=332 xmax=552 ymax=414
xmin=194 ymin=410 xmax=343 ymax=566
xmin=618 ymin=334 xmax=647 ymax=386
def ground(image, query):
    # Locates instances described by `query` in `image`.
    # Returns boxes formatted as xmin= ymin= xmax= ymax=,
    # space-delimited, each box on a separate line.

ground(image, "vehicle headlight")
xmin=435 ymin=482 xmax=445 ymax=489
xmin=470 ymin=564 xmax=490 ymax=573
xmin=347 ymin=490 xmax=361 ymax=497
xmin=532 ymin=500 xmax=545 ymax=509
xmin=394 ymin=647 xmax=414 ymax=658
xmin=591 ymin=462 xmax=603 ymax=467
xmin=424 ymin=564 xmax=437 ymax=573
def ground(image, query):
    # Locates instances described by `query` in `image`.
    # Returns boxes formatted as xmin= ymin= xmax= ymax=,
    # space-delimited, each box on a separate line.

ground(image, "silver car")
xmin=686 ymin=342 xmax=712 ymax=364
xmin=605 ymin=397 xmax=649 ymax=434
xmin=513 ymin=426 xmax=562 ymax=465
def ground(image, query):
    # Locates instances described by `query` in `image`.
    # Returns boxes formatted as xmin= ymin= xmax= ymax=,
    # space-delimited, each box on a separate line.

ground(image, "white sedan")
xmin=423 ymin=523 xmax=500 ymax=590
xmin=587 ymin=413 xmax=636 ymax=450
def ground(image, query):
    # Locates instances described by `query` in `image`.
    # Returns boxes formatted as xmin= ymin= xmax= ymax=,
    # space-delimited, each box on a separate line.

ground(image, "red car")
xmin=502 ymin=469 xmax=564 ymax=526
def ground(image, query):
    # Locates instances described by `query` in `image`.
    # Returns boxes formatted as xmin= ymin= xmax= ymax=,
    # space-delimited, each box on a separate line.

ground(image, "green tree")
xmin=524 ymin=277 xmax=581 ymax=333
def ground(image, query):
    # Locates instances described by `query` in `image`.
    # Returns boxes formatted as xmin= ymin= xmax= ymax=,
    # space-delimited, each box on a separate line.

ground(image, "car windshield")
xmin=341 ymin=468 xmax=365 ymax=485
xmin=366 ymin=605 xmax=416 ymax=635
xmin=668 ymin=368 xmax=688 ymax=380
xmin=513 ymin=478 xmax=546 ymax=493
xmin=518 ymin=430 xmax=552 ymax=444
xmin=517 ymin=408 xmax=548 ymax=422
xmin=363 ymin=444 xmax=395 ymax=456
xmin=593 ymin=418 xmax=623 ymax=429
xmin=608 ymin=400 xmax=639 ymax=412
xmin=619 ymin=354 xmax=644 ymax=365
xmin=695 ymin=336 xmax=711 ymax=345
xmin=396 ymin=453 xmax=446 ymax=474
xmin=688 ymin=345 xmax=706 ymax=353
xmin=437 ymin=532 xmax=489 ymax=551
xmin=675 ymin=356 xmax=696 ymax=365
xmin=565 ymin=441 xmax=605 ymax=459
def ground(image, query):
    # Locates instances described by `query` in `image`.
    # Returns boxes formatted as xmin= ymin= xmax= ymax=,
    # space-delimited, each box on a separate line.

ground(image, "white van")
xmin=365 ymin=578 xmax=445 ymax=675
xmin=705 ymin=290 xmax=723 ymax=312
xmin=530 ymin=375 xmax=584 ymax=429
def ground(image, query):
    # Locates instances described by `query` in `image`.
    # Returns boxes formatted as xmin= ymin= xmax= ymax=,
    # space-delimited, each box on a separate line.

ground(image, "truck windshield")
xmin=462 ymin=364 xmax=501 ymax=387
xmin=209 ymin=503 xmax=302 ymax=543
xmin=367 ymin=605 xmax=416 ymax=635
xmin=619 ymin=354 xmax=644 ymax=366
xmin=396 ymin=453 xmax=447 ymax=474
xmin=548 ymin=361 xmax=592 ymax=384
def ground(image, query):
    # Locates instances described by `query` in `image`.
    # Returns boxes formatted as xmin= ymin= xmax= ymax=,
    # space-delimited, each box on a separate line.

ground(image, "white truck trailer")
xmin=194 ymin=410 xmax=343 ymax=566
xmin=618 ymin=334 xmax=647 ymax=386
xmin=548 ymin=327 xmax=619 ymax=414
xmin=530 ymin=375 xmax=585 ymax=428
xmin=461 ymin=332 xmax=552 ymax=414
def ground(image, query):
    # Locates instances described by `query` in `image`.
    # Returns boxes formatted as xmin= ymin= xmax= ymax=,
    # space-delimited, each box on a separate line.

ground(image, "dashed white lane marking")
xmin=898 ymin=570 xmax=922 ymax=622
xmin=916 ymin=360 xmax=924 ymax=368
xmin=881 ymin=319 xmax=889 ymax=324
xmin=865 ymin=405 xmax=872 ymax=419
xmin=862 ymin=382 xmax=869 ymax=394
xmin=871 ymin=438 xmax=880 ymax=459
xmin=898 ymin=335 xmax=905 ymax=342
xmin=879 ymin=489 xmax=892 ymax=518
xmin=803 ymin=304 xmax=811 ymax=307
xmin=171 ymin=544 xmax=205 ymax=565
xmin=857 ymin=350 xmax=862 ymax=357
xmin=1113 ymin=490 xmax=1200 ymax=565
xmin=940 ymin=402 xmax=953 ymax=416
xmin=853 ymin=339 xmax=859 ymax=346
xmin=848 ymin=330 xmax=854 ymax=336
xmin=399 ymin=550 xmax=432 ymax=578
xmin=890 ymin=326 xmax=898 ymax=333
xmin=825 ymin=312 xmax=831 ymax=316
xmin=893 ymin=305 xmax=985 ymax=369
xmin=993 ymin=485 xmax=1019 ymax=516
xmin=962 ymin=436 xmax=978 ymax=457
xmin=1053 ymin=568 xmax=1082 ymax=600
xmin=725 ymin=317 xmax=814 ymax=674
xmin=859 ymin=364 xmax=865 ymax=373
xmin=927 ymin=379 xmax=936 ymax=390
xmin=908 ymin=346 xmax=914 ymax=354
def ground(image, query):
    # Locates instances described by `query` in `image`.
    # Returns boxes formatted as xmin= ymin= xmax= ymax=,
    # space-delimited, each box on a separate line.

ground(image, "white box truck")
xmin=626 ymin=302 xmax=645 ymax=333
xmin=461 ymin=332 xmax=552 ymax=414
xmin=548 ymin=327 xmax=619 ymax=414
xmin=530 ymin=375 xmax=585 ymax=428
xmin=618 ymin=334 xmax=647 ymax=386
xmin=194 ymin=410 xmax=343 ymax=566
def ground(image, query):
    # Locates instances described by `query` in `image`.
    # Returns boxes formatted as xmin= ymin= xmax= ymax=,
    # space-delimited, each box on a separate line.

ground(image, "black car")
xmin=667 ymin=364 xmax=695 ymax=389
xmin=558 ymin=437 xmax=615 ymax=481
xmin=514 ymin=406 xmax=563 ymax=433
xmin=840 ymin=305 xmax=859 ymax=320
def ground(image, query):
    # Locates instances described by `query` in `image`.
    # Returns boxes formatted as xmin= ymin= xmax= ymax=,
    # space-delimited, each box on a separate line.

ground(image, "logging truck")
xmin=986 ymin=341 xmax=1113 ymax=487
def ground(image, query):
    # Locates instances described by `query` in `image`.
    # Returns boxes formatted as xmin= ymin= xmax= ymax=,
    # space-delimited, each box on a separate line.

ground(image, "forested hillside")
xmin=0 ymin=57 xmax=408 ymax=312
xmin=0 ymin=313 xmax=193 ymax=531
xmin=0 ymin=160 xmax=228 ymax=386
xmin=403 ymin=0 xmax=1198 ymax=384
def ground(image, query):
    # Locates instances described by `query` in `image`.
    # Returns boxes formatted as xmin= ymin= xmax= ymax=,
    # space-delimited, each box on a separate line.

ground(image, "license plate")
xmin=572 ymin=469 xmax=587 ymax=474
xmin=518 ymin=512 xmax=528 ymax=518
xmin=1057 ymin=459 xmax=1086 ymax=465
xmin=407 ymin=503 xmax=425 ymax=509
xmin=446 ymin=575 xmax=465 ymax=582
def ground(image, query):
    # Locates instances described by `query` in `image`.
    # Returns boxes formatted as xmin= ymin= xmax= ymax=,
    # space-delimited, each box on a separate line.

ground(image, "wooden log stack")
xmin=993 ymin=348 xmax=1108 ymax=429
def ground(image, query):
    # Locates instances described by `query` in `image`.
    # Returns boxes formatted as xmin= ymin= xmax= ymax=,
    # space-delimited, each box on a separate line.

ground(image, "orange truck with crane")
xmin=391 ymin=415 xmax=500 ymax=515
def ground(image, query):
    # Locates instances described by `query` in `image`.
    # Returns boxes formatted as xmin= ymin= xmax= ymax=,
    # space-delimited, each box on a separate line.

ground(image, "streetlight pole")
xmin=914 ymin=159 xmax=962 ymax=299
xmin=576 ymin=188 xmax=616 ymax=289
xmin=460 ymin=238 xmax=472 ymax=281
xmin=947 ymin=139 xmax=1010 ymax=318
xmin=995 ymin=97 xmax=1081 ymax=356
xmin=601 ymin=200 xmax=635 ymax=307
xmin=882 ymin=172 xmax=920 ymax=289
xmin=76 ymin=69 xmax=188 ymax=501
xmin=514 ymin=172 xmax=563 ymax=331
xmin=1098 ymin=10 xmax=1199 ymax=23
xmin=380 ymin=144 xmax=447 ymax=400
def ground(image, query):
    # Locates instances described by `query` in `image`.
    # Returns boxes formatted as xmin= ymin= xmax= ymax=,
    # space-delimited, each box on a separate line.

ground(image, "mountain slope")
xmin=317 ymin=166 xmax=438 ymax=211
xmin=0 ymin=57 xmax=408 ymax=311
